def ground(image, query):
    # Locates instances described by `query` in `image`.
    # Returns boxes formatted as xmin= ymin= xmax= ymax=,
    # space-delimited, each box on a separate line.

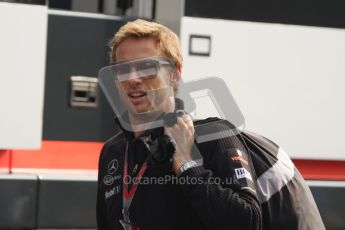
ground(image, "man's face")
xmin=115 ymin=38 xmax=174 ymax=115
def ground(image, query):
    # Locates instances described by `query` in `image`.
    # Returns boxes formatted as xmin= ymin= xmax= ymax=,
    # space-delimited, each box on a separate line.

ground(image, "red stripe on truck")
xmin=11 ymin=141 xmax=103 ymax=170
xmin=293 ymin=159 xmax=345 ymax=181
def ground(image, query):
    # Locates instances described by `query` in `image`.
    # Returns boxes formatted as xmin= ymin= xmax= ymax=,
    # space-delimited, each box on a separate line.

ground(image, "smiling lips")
xmin=127 ymin=90 xmax=148 ymax=104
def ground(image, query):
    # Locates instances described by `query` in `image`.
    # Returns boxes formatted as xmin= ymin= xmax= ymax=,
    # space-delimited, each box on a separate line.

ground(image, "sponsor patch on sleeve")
xmin=235 ymin=167 xmax=253 ymax=182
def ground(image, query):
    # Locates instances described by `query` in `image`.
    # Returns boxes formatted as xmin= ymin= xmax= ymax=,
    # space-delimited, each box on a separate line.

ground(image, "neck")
xmin=134 ymin=131 xmax=145 ymax=138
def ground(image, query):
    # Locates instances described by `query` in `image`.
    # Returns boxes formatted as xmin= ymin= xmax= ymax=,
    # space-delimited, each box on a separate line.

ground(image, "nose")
xmin=127 ymin=68 xmax=142 ymax=82
xmin=122 ymin=70 xmax=143 ymax=88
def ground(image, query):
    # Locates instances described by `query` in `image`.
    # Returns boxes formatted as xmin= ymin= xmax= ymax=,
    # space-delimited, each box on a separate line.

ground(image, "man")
xmin=97 ymin=19 xmax=325 ymax=230
xmin=97 ymin=19 xmax=261 ymax=230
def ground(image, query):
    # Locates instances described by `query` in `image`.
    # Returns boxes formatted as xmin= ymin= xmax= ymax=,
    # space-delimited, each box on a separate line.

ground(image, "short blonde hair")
xmin=108 ymin=19 xmax=183 ymax=69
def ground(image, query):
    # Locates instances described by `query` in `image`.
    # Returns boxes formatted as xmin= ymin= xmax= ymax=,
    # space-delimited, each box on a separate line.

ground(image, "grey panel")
xmin=36 ymin=178 xmax=98 ymax=228
xmin=310 ymin=186 xmax=345 ymax=230
xmin=0 ymin=175 xmax=38 ymax=229
xmin=43 ymin=14 xmax=125 ymax=142
xmin=1 ymin=173 xmax=344 ymax=229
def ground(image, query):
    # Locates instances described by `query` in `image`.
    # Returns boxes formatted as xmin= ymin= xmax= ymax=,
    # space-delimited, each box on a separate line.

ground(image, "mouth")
xmin=127 ymin=90 xmax=148 ymax=104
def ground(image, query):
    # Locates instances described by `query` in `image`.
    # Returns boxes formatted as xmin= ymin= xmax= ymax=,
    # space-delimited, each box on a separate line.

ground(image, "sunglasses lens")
xmin=136 ymin=60 xmax=157 ymax=71
xmin=116 ymin=60 xmax=159 ymax=82
xmin=136 ymin=60 xmax=158 ymax=79
xmin=116 ymin=65 xmax=130 ymax=75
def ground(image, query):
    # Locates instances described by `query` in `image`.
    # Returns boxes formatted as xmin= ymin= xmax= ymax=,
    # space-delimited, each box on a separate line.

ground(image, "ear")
xmin=170 ymin=65 xmax=182 ymax=89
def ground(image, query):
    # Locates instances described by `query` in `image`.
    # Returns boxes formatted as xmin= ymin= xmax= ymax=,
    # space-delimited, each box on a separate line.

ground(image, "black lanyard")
xmin=120 ymin=141 xmax=148 ymax=230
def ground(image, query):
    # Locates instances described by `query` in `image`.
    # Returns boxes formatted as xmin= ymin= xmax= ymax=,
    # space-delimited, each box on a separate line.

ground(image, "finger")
xmin=165 ymin=124 xmax=179 ymax=137
xmin=167 ymin=116 xmax=193 ymax=137
xmin=182 ymin=115 xmax=193 ymax=127
xmin=181 ymin=115 xmax=194 ymax=133
xmin=181 ymin=114 xmax=191 ymax=122
xmin=176 ymin=117 xmax=189 ymax=131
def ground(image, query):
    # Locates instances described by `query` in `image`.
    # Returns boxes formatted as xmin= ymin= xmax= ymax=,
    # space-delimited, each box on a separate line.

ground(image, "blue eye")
xmin=116 ymin=65 xmax=131 ymax=75
xmin=136 ymin=60 xmax=157 ymax=71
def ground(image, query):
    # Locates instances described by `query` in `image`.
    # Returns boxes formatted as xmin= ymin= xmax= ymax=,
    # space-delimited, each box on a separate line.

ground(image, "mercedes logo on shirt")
xmin=108 ymin=159 xmax=118 ymax=174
